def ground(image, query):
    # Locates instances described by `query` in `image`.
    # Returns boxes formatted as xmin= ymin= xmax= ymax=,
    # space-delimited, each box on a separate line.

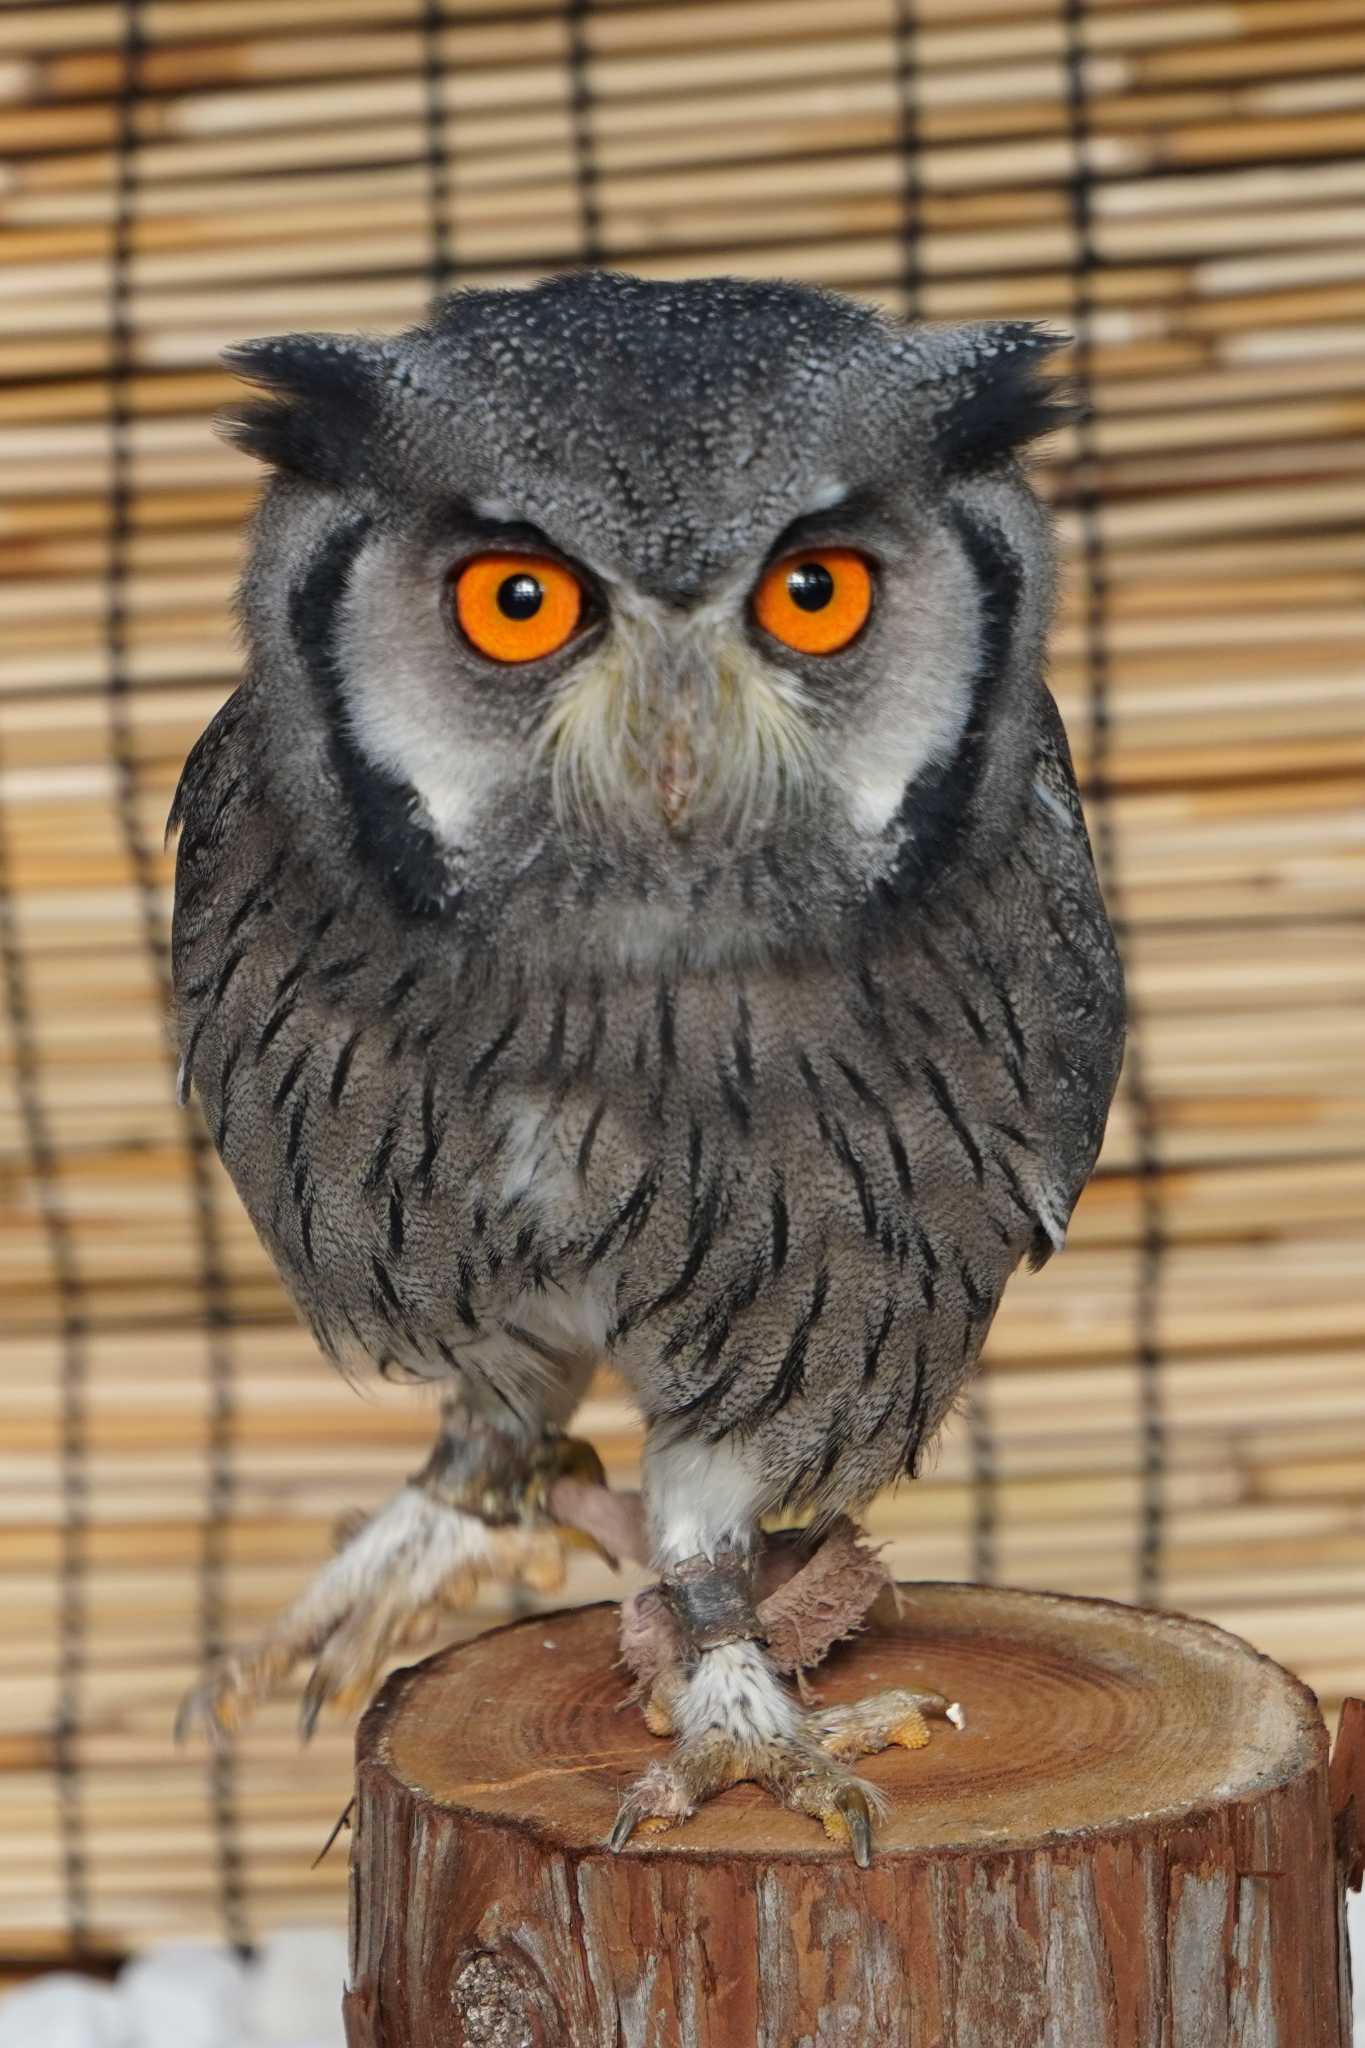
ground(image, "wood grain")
xmin=346 ymin=1586 xmax=1347 ymax=2045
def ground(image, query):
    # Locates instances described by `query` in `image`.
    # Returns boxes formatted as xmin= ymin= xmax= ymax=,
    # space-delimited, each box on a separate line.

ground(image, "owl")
xmin=170 ymin=271 xmax=1123 ymax=1860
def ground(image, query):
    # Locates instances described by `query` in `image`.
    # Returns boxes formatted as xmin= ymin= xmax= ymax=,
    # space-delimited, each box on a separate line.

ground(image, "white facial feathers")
xmin=829 ymin=523 xmax=982 ymax=837
xmin=537 ymin=583 xmax=823 ymax=839
xmin=332 ymin=534 xmax=503 ymax=850
xmin=328 ymin=518 xmax=986 ymax=863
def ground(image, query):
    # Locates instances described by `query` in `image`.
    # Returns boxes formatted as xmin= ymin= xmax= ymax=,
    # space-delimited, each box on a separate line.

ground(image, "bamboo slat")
xmin=0 ymin=0 xmax=1361 ymax=1969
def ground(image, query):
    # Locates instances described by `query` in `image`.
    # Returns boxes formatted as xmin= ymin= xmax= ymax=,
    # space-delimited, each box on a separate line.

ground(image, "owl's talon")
xmin=608 ymin=1755 xmax=699 ymax=1852
xmin=175 ymin=1472 xmax=592 ymax=1742
xmin=609 ymin=1810 xmax=671 ymax=1859
xmin=299 ymin=1670 xmax=329 ymax=1744
xmin=829 ymin=1782 xmax=874 ymax=1868
xmin=175 ymin=1665 xmax=245 ymax=1748
xmin=607 ymin=1801 xmax=645 ymax=1853
xmin=611 ymin=1723 xmax=886 ymax=1862
xmin=613 ymin=1656 xmax=963 ymax=1861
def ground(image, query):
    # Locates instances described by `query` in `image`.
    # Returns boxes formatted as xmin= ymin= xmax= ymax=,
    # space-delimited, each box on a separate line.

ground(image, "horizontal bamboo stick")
xmin=4 ymin=66 xmax=1357 ymax=222
xmin=5 ymin=0 xmax=1355 ymax=102
xmin=7 ymin=198 xmax=1365 ymax=342
xmin=2 ymin=0 xmax=1359 ymax=152
xmin=10 ymin=112 xmax=1363 ymax=281
xmin=0 ymin=0 xmax=1226 ymax=63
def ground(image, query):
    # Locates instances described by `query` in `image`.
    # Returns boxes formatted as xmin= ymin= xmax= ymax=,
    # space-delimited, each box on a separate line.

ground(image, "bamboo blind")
xmin=0 ymin=0 xmax=1363 ymax=1966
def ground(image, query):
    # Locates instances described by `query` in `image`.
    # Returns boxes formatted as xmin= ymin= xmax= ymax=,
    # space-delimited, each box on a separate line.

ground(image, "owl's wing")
xmin=1022 ymin=690 xmax=1127 ymax=1266
xmin=166 ymin=684 xmax=258 ymax=987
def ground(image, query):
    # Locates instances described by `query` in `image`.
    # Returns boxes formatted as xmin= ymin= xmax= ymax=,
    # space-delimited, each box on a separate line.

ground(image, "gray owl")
xmin=170 ymin=271 xmax=1123 ymax=1859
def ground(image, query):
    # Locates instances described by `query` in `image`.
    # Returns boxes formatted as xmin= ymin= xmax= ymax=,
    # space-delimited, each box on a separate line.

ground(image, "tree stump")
xmin=343 ymin=1583 xmax=1351 ymax=2047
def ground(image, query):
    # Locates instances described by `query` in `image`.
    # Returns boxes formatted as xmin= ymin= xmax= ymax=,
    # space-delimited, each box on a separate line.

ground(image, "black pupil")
xmin=788 ymin=560 xmax=834 ymax=611
xmin=497 ymin=573 xmax=544 ymax=620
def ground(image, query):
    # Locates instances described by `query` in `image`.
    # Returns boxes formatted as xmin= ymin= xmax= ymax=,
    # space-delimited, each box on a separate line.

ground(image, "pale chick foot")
xmin=622 ymin=1661 xmax=964 ymax=1866
xmin=176 ymin=1484 xmax=569 ymax=1744
xmin=808 ymin=1685 xmax=966 ymax=1763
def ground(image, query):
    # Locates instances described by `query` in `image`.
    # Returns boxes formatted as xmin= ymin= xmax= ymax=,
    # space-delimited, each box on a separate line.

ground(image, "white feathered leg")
xmin=609 ymin=1434 xmax=886 ymax=1864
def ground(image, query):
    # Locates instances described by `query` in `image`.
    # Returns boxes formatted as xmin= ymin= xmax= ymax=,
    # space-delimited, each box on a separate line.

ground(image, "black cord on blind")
xmin=421 ymin=0 xmax=455 ymax=299
xmin=1062 ymin=0 xmax=1167 ymax=1606
xmin=893 ymin=0 xmax=924 ymax=324
xmin=0 ymin=796 xmax=90 ymax=1951
xmin=896 ymin=0 xmax=999 ymax=1585
xmin=108 ymin=0 xmax=250 ymax=1953
xmin=567 ymin=0 xmax=604 ymax=268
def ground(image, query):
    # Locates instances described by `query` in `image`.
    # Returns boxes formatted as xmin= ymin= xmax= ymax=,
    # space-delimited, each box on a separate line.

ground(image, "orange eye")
xmin=752 ymin=548 xmax=873 ymax=655
xmin=454 ymin=552 xmax=585 ymax=664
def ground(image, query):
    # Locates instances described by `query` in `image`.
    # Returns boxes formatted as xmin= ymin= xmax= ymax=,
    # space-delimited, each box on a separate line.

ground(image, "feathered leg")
xmin=177 ymin=1381 xmax=603 ymax=1743
xmin=609 ymin=1441 xmax=962 ymax=1863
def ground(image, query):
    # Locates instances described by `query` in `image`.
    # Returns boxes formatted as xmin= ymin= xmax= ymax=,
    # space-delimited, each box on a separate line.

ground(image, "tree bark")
xmin=344 ymin=1583 xmax=1351 ymax=2047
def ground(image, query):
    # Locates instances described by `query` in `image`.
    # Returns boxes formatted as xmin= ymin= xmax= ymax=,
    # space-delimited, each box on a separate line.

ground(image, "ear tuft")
xmin=215 ymin=333 xmax=388 ymax=484
xmin=932 ymin=322 xmax=1080 ymax=470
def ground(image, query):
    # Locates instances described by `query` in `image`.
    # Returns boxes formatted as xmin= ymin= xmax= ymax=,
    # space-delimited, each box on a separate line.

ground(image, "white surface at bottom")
xmin=0 ymin=1931 xmax=347 ymax=2048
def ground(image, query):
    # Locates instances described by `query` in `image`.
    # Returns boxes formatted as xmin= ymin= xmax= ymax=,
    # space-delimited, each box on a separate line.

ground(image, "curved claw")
xmin=608 ymin=1800 xmax=642 ymax=1854
xmin=833 ymin=1782 xmax=874 ymax=1869
xmin=174 ymin=1679 xmax=230 ymax=1750
xmin=299 ymin=1668 xmax=330 ymax=1744
xmin=176 ymin=1653 xmax=285 ymax=1750
xmin=175 ymin=1489 xmax=586 ymax=1747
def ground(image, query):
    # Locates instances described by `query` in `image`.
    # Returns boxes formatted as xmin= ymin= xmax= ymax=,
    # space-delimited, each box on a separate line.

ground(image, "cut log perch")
xmin=343 ymin=1583 xmax=1354 ymax=2046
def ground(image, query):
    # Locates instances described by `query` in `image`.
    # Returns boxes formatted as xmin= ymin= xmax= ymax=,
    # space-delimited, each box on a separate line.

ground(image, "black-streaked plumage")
xmin=171 ymin=271 xmax=1123 ymax=1855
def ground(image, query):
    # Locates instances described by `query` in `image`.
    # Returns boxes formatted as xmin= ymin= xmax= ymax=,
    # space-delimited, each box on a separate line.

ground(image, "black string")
xmin=896 ymin=0 xmax=1000 ymax=1578
xmin=107 ymin=0 xmax=250 ymax=1951
xmin=566 ymin=0 xmax=603 ymax=267
xmin=1062 ymin=0 xmax=1166 ymax=1605
xmin=966 ymin=1382 xmax=999 ymax=1585
xmin=0 ymin=806 xmax=91 ymax=1952
xmin=420 ymin=0 xmax=455 ymax=298
xmin=893 ymin=0 xmax=923 ymax=321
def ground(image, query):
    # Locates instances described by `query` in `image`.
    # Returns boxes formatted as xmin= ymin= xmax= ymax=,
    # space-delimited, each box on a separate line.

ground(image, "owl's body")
xmin=175 ymin=682 xmax=1109 ymax=1515
xmin=172 ymin=272 xmax=1122 ymax=1850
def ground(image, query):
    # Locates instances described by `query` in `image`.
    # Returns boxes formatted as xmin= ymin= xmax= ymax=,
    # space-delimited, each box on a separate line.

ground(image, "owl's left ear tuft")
xmin=930 ymin=322 xmax=1080 ymax=471
xmin=215 ymin=332 xmax=390 ymax=487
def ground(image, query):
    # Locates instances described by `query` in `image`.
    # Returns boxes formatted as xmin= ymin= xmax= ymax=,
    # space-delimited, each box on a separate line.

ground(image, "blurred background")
xmin=1 ymin=0 xmax=1363 ymax=1997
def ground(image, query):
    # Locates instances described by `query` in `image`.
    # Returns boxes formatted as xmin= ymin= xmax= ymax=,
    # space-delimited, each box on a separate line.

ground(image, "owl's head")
xmin=227 ymin=272 xmax=1071 ymax=963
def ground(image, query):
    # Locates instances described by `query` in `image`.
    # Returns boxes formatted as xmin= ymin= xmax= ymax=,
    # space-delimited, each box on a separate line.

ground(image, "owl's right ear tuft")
xmin=930 ymin=322 xmax=1080 ymax=471
xmin=216 ymin=333 xmax=388 ymax=486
